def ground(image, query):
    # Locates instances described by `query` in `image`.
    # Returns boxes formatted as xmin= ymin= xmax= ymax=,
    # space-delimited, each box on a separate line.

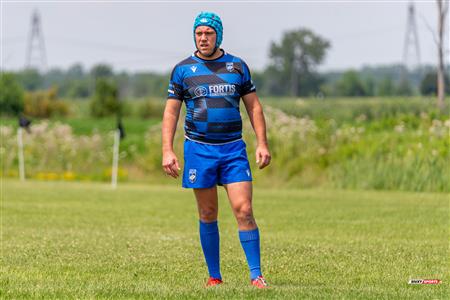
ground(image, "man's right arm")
xmin=162 ymin=99 xmax=182 ymax=178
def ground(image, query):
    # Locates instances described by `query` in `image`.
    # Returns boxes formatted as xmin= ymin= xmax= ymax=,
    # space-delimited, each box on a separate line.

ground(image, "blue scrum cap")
xmin=193 ymin=12 xmax=223 ymax=48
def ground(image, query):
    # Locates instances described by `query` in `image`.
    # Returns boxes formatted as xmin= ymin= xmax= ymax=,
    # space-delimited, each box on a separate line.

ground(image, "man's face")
xmin=195 ymin=26 xmax=217 ymax=56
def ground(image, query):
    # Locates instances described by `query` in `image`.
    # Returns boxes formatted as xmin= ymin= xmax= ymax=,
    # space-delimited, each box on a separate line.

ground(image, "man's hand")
xmin=255 ymin=144 xmax=271 ymax=169
xmin=162 ymin=150 xmax=181 ymax=178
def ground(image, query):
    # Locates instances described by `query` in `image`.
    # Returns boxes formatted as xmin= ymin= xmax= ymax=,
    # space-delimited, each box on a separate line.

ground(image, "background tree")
xmin=268 ymin=28 xmax=330 ymax=97
xmin=335 ymin=70 xmax=366 ymax=96
xmin=17 ymin=68 xmax=42 ymax=91
xmin=396 ymin=78 xmax=414 ymax=96
xmin=90 ymin=64 xmax=113 ymax=81
xmin=90 ymin=79 xmax=121 ymax=117
xmin=377 ymin=76 xmax=395 ymax=96
xmin=420 ymin=71 xmax=450 ymax=95
xmin=0 ymin=73 xmax=25 ymax=116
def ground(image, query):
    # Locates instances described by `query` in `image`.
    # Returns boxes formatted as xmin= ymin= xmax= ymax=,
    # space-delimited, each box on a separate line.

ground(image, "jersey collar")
xmin=192 ymin=49 xmax=226 ymax=62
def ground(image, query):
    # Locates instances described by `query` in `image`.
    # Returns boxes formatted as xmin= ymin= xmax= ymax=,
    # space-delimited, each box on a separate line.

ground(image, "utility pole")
xmin=25 ymin=9 xmax=47 ymax=71
xmin=436 ymin=0 xmax=448 ymax=110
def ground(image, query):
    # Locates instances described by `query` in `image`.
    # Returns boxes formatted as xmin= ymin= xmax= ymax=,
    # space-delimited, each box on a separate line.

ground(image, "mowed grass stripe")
xmin=2 ymin=180 xmax=448 ymax=299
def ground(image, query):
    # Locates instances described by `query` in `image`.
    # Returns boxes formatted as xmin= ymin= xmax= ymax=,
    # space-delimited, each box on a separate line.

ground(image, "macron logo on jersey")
xmin=209 ymin=84 xmax=236 ymax=96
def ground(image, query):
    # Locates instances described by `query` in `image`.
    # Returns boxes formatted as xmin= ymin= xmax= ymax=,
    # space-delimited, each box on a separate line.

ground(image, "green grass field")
xmin=1 ymin=180 xmax=448 ymax=299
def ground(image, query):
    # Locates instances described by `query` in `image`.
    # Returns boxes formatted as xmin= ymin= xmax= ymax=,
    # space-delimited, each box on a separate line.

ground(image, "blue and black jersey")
xmin=167 ymin=50 xmax=256 ymax=144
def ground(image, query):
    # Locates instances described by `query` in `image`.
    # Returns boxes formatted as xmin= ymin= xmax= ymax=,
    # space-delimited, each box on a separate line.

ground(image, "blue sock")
xmin=239 ymin=228 xmax=262 ymax=280
xmin=199 ymin=220 xmax=221 ymax=280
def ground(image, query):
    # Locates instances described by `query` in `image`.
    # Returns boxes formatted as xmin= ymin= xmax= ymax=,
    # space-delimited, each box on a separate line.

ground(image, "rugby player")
xmin=162 ymin=11 xmax=271 ymax=289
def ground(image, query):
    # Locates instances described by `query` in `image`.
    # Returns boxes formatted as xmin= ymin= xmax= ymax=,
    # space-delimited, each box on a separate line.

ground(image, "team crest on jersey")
xmin=226 ymin=62 xmax=234 ymax=72
xmin=189 ymin=169 xmax=197 ymax=183
xmin=190 ymin=66 xmax=197 ymax=73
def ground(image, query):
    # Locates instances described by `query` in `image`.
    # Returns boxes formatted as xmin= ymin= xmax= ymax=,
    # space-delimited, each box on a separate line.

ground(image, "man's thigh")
xmin=223 ymin=181 xmax=253 ymax=210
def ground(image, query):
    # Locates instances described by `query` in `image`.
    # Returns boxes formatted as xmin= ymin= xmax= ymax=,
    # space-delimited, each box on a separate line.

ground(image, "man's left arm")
xmin=242 ymin=92 xmax=271 ymax=169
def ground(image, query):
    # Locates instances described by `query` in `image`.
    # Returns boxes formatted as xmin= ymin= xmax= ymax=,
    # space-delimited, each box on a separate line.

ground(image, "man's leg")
xmin=224 ymin=182 xmax=264 ymax=282
xmin=194 ymin=186 xmax=222 ymax=281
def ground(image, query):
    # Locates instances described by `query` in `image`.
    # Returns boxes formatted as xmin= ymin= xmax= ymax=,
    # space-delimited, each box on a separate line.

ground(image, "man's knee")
xmin=199 ymin=206 xmax=218 ymax=222
xmin=235 ymin=203 xmax=255 ymax=226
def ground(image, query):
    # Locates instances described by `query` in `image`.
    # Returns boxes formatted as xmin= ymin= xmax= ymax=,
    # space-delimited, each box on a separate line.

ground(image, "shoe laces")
xmin=253 ymin=276 xmax=268 ymax=286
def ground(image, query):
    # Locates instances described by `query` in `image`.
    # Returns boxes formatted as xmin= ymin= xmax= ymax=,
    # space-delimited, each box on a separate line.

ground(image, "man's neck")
xmin=196 ymin=48 xmax=223 ymax=60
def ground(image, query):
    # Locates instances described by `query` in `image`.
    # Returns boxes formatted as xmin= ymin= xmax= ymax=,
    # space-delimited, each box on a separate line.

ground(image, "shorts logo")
xmin=194 ymin=86 xmax=208 ymax=97
xmin=189 ymin=169 xmax=197 ymax=183
xmin=246 ymin=169 xmax=251 ymax=177
xmin=226 ymin=62 xmax=234 ymax=72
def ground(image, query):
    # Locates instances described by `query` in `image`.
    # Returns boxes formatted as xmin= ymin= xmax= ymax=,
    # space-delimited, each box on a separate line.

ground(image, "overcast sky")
xmin=1 ymin=0 xmax=447 ymax=73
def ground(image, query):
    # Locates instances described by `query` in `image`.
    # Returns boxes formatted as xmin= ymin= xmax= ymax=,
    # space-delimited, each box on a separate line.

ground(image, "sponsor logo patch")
xmin=194 ymin=86 xmax=208 ymax=97
xmin=208 ymin=84 xmax=236 ymax=96
xmin=189 ymin=169 xmax=197 ymax=183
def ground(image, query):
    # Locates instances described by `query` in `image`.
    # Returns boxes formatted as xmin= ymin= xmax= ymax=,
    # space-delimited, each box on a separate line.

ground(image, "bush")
xmin=90 ymin=79 xmax=122 ymax=117
xmin=138 ymin=99 xmax=165 ymax=119
xmin=24 ymin=87 xmax=70 ymax=118
xmin=0 ymin=73 xmax=24 ymax=116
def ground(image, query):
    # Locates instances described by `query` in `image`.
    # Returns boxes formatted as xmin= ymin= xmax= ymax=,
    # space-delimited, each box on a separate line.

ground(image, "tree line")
xmin=2 ymin=28 xmax=449 ymax=118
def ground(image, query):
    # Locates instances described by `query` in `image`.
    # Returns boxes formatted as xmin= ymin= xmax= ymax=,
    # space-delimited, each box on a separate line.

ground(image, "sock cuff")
xmin=199 ymin=220 xmax=219 ymax=234
xmin=239 ymin=228 xmax=259 ymax=242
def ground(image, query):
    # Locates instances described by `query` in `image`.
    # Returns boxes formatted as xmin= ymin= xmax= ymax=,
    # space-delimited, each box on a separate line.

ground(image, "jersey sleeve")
xmin=239 ymin=60 xmax=256 ymax=96
xmin=167 ymin=65 xmax=184 ymax=101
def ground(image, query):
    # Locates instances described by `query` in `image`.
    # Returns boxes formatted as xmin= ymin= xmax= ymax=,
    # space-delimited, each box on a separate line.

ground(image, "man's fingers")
xmin=170 ymin=163 xmax=179 ymax=178
xmin=258 ymin=153 xmax=271 ymax=169
xmin=163 ymin=159 xmax=179 ymax=178
xmin=168 ymin=159 xmax=179 ymax=178
xmin=164 ymin=165 xmax=175 ymax=177
xmin=256 ymin=151 xmax=262 ymax=164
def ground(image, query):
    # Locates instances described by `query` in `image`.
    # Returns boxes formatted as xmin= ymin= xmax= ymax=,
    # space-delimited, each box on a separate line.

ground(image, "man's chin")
xmin=199 ymin=49 xmax=215 ymax=57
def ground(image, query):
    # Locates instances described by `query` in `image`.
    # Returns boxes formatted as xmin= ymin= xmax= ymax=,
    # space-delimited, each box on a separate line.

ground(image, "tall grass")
xmin=1 ymin=98 xmax=448 ymax=192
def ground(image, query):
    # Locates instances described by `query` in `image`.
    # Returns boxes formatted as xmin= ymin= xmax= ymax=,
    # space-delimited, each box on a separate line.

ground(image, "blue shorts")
xmin=182 ymin=139 xmax=252 ymax=188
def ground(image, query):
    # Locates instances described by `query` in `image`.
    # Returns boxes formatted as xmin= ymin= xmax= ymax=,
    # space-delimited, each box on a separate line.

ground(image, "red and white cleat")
xmin=206 ymin=277 xmax=223 ymax=287
xmin=251 ymin=276 xmax=269 ymax=289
